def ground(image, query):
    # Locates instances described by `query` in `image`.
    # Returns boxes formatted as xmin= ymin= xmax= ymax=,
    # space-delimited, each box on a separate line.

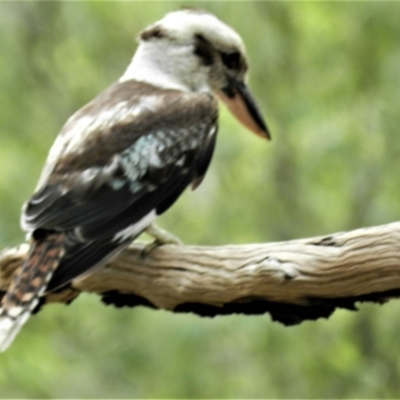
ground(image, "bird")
xmin=0 ymin=8 xmax=270 ymax=351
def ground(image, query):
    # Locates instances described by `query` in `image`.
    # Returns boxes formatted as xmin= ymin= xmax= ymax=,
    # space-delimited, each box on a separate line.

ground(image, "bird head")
xmin=121 ymin=9 xmax=270 ymax=140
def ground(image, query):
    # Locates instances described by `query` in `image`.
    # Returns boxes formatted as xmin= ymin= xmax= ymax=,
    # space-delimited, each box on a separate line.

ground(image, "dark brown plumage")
xmin=0 ymin=8 xmax=269 ymax=351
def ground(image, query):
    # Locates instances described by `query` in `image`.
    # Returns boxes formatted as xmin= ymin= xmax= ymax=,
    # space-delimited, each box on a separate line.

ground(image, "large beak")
xmin=217 ymin=77 xmax=271 ymax=140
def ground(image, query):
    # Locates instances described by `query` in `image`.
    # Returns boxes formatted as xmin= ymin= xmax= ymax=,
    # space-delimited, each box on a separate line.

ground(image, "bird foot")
xmin=140 ymin=224 xmax=183 ymax=258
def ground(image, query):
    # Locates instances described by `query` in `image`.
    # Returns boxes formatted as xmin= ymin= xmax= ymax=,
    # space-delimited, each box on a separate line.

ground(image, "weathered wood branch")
xmin=2 ymin=222 xmax=400 ymax=325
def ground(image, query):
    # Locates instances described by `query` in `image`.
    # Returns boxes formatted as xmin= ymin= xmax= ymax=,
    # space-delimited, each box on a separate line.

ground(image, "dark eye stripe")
xmin=221 ymin=52 xmax=241 ymax=70
xmin=194 ymin=34 xmax=214 ymax=66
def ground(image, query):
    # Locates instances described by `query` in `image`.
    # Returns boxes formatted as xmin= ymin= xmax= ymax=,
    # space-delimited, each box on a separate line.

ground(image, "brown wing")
xmin=21 ymin=80 xmax=218 ymax=290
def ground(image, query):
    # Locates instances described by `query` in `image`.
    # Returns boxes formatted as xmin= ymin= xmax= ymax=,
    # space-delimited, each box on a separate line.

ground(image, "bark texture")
xmin=1 ymin=222 xmax=400 ymax=325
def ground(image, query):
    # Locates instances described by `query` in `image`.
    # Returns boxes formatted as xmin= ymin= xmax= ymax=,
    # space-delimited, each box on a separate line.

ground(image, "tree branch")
xmin=2 ymin=222 xmax=400 ymax=325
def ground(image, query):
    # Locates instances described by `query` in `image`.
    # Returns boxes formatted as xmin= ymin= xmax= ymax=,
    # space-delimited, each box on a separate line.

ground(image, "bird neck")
xmin=119 ymin=40 xmax=211 ymax=93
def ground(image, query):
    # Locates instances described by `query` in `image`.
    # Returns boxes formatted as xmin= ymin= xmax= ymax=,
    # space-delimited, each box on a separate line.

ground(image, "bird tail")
xmin=0 ymin=232 xmax=64 ymax=352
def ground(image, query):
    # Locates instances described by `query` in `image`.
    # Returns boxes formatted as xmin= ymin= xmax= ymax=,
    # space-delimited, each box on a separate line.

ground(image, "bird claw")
xmin=140 ymin=224 xmax=183 ymax=258
xmin=140 ymin=240 xmax=162 ymax=258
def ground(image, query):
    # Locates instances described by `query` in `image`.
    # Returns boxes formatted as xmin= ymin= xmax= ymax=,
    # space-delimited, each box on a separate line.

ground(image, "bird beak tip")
xmin=217 ymin=80 xmax=271 ymax=141
xmin=252 ymin=126 xmax=271 ymax=141
xmin=256 ymin=123 xmax=272 ymax=141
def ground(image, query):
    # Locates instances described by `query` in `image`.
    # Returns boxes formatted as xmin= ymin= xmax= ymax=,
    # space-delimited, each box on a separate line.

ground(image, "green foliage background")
xmin=1 ymin=1 xmax=400 ymax=398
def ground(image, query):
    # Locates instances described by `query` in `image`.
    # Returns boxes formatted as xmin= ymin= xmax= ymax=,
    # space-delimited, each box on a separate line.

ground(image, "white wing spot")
xmin=6 ymin=307 xmax=23 ymax=319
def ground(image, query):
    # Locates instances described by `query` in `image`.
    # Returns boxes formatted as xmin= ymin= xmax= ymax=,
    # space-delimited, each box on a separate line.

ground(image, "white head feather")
xmin=120 ymin=9 xmax=248 ymax=92
xmin=154 ymin=9 xmax=245 ymax=53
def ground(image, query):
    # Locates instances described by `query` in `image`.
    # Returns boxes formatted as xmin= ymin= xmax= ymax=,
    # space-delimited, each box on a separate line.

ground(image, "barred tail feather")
xmin=0 ymin=233 xmax=64 ymax=352
xmin=0 ymin=306 xmax=33 ymax=352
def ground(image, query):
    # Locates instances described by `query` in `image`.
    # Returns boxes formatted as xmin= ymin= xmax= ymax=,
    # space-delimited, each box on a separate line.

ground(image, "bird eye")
xmin=221 ymin=52 xmax=241 ymax=70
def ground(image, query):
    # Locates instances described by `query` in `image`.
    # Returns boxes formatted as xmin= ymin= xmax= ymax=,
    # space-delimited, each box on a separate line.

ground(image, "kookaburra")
xmin=0 ymin=9 xmax=269 ymax=351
